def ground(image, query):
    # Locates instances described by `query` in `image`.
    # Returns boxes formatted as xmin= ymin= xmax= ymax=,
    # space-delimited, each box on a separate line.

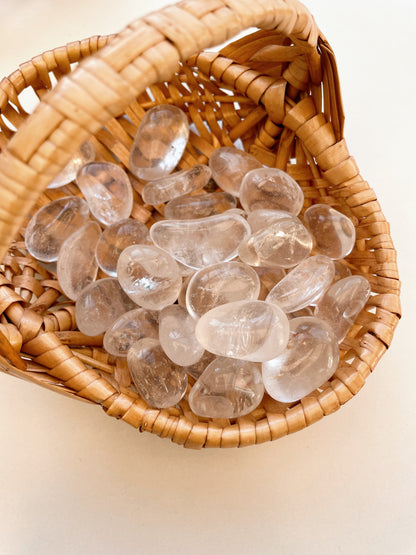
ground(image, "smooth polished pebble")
xmin=186 ymin=261 xmax=260 ymax=319
xmin=183 ymin=351 xmax=215 ymax=380
xmin=266 ymin=255 xmax=335 ymax=313
xmin=304 ymin=204 xmax=356 ymax=259
xmin=75 ymin=278 xmax=135 ymax=336
xmin=209 ymin=147 xmax=263 ymax=197
xmin=127 ymin=338 xmax=188 ymax=408
xmin=129 ymin=104 xmax=189 ymax=180
xmin=189 ymin=357 xmax=264 ymax=418
xmin=117 ymin=244 xmax=182 ymax=310
xmin=164 ymin=191 xmax=237 ymax=220
xmin=262 ymin=316 xmax=339 ymax=402
xmin=238 ymin=218 xmax=313 ymax=268
xmin=95 ymin=219 xmax=150 ymax=277
xmin=159 ymin=305 xmax=204 ymax=366
xmin=25 ymin=196 xmax=90 ymax=262
xmin=47 ymin=141 xmax=95 ymax=189
xmin=195 ymin=300 xmax=289 ymax=362
xmin=240 ymin=167 xmax=304 ymax=215
xmin=76 ymin=162 xmax=133 ymax=226
xmin=247 ymin=208 xmax=295 ymax=233
xmin=142 ymin=164 xmax=211 ymax=205
xmin=150 ymin=212 xmax=251 ymax=269
xmin=103 ymin=308 xmax=159 ymax=357
xmin=57 ymin=222 xmax=101 ymax=301
xmin=314 ymin=275 xmax=371 ymax=342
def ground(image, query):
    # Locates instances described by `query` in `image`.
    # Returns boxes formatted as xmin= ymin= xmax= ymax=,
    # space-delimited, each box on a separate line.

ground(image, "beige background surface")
xmin=0 ymin=1 xmax=415 ymax=554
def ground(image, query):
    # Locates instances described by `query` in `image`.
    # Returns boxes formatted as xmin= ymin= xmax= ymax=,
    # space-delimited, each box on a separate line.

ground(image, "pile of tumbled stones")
xmin=25 ymin=104 xmax=371 ymax=418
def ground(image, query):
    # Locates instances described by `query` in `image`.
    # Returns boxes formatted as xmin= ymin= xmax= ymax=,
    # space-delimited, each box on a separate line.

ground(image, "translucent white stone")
xmin=195 ymin=300 xmax=289 ymax=362
xmin=129 ymin=105 xmax=189 ymax=180
xmin=117 ymin=244 xmax=182 ymax=310
xmin=183 ymin=351 xmax=215 ymax=380
xmin=287 ymin=307 xmax=314 ymax=319
xmin=209 ymin=147 xmax=263 ymax=197
xmin=262 ymin=316 xmax=339 ymax=402
xmin=95 ymin=219 xmax=150 ymax=277
xmin=254 ymin=266 xmax=286 ymax=300
xmin=47 ymin=141 xmax=95 ymax=189
xmin=75 ymin=278 xmax=135 ymax=336
xmin=304 ymin=204 xmax=356 ymax=259
xmin=76 ymin=162 xmax=133 ymax=226
xmin=189 ymin=357 xmax=264 ymax=418
xmin=103 ymin=308 xmax=159 ymax=357
xmin=159 ymin=305 xmax=204 ymax=366
xmin=240 ymin=167 xmax=304 ymax=215
xmin=314 ymin=276 xmax=371 ymax=342
xmin=150 ymin=212 xmax=251 ymax=269
xmin=266 ymin=255 xmax=335 ymax=313
xmin=142 ymin=165 xmax=211 ymax=205
xmin=25 ymin=196 xmax=90 ymax=262
xmin=127 ymin=338 xmax=188 ymax=408
xmin=164 ymin=192 xmax=237 ymax=220
xmin=57 ymin=222 xmax=101 ymax=301
xmin=186 ymin=261 xmax=260 ymax=319
xmin=238 ymin=218 xmax=313 ymax=268
xmin=247 ymin=208 xmax=295 ymax=233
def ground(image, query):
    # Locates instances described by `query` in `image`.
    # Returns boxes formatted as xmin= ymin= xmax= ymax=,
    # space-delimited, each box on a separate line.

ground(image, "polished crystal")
xmin=189 ymin=357 xmax=264 ymax=418
xmin=209 ymin=147 xmax=262 ymax=196
xmin=127 ymin=338 xmax=188 ymax=408
xmin=117 ymin=244 xmax=182 ymax=310
xmin=103 ymin=308 xmax=159 ymax=357
xmin=57 ymin=221 xmax=101 ymax=301
xmin=129 ymin=104 xmax=189 ymax=180
xmin=262 ymin=316 xmax=339 ymax=402
xmin=186 ymin=261 xmax=260 ymax=319
xmin=150 ymin=212 xmax=251 ymax=269
xmin=159 ymin=305 xmax=204 ymax=366
xmin=95 ymin=219 xmax=150 ymax=277
xmin=195 ymin=300 xmax=289 ymax=362
xmin=142 ymin=164 xmax=211 ymax=205
xmin=164 ymin=191 xmax=237 ymax=220
xmin=25 ymin=196 xmax=89 ymax=262
xmin=240 ymin=167 xmax=304 ymax=215
xmin=47 ymin=141 xmax=95 ymax=189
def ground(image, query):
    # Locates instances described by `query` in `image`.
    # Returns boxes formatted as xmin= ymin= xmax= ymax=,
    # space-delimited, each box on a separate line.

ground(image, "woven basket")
xmin=0 ymin=0 xmax=401 ymax=448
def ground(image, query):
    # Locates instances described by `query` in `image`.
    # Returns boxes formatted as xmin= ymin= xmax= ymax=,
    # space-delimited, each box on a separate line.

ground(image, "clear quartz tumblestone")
xmin=142 ymin=164 xmax=211 ymax=205
xmin=238 ymin=218 xmax=313 ymax=268
xmin=209 ymin=146 xmax=263 ymax=197
xmin=47 ymin=141 xmax=95 ymax=189
xmin=75 ymin=278 xmax=136 ymax=336
xmin=164 ymin=192 xmax=237 ymax=220
xmin=57 ymin=221 xmax=101 ymax=301
xmin=189 ymin=357 xmax=264 ymax=418
xmin=150 ymin=212 xmax=251 ymax=269
xmin=159 ymin=305 xmax=204 ymax=366
xmin=262 ymin=316 xmax=339 ymax=403
xmin=127 ymin=338 xmax=188 ymax=408
xmin=117 ymin=244 xmax=182 ymax=310
xmin=95 ymin=219 xmax=150 ymax=277
xmin=186 ymin=261 xmax=260 ymax=320
xmin=103 ymin=308 xmax=159 ymax=357
xmin=76 ymin=162 xmax=133 ymax=226
xmin=183 ymin=351 xmax=215 ymax=380
xmin=129 ymin=104 xmax=189 ymax=180
xmin=25 ymin=196 xmax=90 ymax=262
xmin=304 ymin=204 xmax=356 ymax=259
xmin=247 ymin=208 xmax=293 ymax=233
xmin=195 ymin=300 xmax=289 ymax=362
xmin=314 ymin=275 xmax=371 ymax=342
xmin=239 ymin=167 xmax=304 ymax=215
xmin=266 ymin=255 xmax=335 ymax=313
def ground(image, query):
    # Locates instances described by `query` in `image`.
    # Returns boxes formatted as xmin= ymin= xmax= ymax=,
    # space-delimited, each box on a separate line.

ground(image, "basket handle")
xmin=0 ymin=0 xmax=319 ymax=261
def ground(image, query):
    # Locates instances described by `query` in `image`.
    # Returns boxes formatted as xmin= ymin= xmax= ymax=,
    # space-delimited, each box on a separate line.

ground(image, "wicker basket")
xmin=0 ymin=0 xmax=401 ymax=448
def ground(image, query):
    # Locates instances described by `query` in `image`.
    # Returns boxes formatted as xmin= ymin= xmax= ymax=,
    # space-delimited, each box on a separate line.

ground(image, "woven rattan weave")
xmin=0 ymin=0 xmax=400 ymax=448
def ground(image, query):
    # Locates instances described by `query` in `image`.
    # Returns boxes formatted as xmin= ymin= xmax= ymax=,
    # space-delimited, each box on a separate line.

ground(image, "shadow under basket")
xmin=0 ymin=0 xmax=401 ymax=448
